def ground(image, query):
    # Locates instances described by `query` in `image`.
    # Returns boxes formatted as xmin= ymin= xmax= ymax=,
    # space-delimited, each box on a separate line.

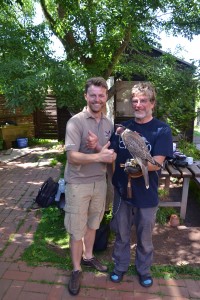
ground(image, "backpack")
xmin=35 ymin=177 xmax=59 ymax=208
xmin=93 ymin=222 xmax=110 ymax=252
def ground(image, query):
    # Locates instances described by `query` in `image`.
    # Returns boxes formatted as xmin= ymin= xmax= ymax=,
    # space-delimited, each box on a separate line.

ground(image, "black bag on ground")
xmin=35 ymin=177 xmax=59 ymax=208
xmin=94 ymin=222 xmax=110 ymax=252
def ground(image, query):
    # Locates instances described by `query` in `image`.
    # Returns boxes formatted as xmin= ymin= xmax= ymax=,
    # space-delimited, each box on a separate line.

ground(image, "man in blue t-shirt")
xmin=109 ymin=82 xmax=173 ymax=287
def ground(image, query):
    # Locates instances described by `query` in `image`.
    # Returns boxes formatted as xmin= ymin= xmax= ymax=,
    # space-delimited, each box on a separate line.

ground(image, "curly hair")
xmin=131 ymin=82 xmax=156 ymax=103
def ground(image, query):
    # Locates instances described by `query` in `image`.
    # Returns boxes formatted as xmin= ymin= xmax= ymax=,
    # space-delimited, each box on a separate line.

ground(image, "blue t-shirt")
xmin=110 ymin=118 xmax=173 ymax=208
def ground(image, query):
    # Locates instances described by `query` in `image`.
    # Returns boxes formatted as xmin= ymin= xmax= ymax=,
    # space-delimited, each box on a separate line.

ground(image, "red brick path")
xmin=0 ymin=147 xmax=200 ymax=299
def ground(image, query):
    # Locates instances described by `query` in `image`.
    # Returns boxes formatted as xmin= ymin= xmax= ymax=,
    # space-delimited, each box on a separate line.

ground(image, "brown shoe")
xmin=81 ymin=257 xmax=108 ymax=272
xmin=68 ymin=270 xmax=82 ymax=296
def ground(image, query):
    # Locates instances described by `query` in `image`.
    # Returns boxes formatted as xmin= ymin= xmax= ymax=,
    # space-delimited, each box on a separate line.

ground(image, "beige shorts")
xmin=64 ymin=180 xmax=107 ymax=240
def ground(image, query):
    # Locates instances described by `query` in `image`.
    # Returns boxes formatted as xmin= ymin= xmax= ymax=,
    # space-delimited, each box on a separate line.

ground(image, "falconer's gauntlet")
xmin=120 ymin=159 xmax=142 ymax=198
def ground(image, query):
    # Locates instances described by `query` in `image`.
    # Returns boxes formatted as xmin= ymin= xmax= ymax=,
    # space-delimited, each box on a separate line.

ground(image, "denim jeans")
xmin=110 ymin=189 xmax=158 ymax=276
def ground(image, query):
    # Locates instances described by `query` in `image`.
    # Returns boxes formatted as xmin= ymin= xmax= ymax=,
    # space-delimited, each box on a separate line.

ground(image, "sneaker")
xmin=139 ymin=274 xmax=153 ymax=288
xmin=110 ymin=270 xmax=125 ymax=283
xmin=81 ymin=256 xmax=108 ymax=272
xmin=68 ymin=270 xmax=82 ymax=296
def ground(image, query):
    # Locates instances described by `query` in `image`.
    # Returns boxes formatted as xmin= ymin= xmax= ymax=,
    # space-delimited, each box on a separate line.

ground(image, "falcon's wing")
xmin=121 ymin=129 xmax=162 ymax=189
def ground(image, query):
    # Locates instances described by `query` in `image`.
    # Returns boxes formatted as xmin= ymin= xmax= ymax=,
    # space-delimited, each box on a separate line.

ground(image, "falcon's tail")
xmin=141 ymin=164 xmax=149 ymax=189
xmin=137 ymin=158 xmax=149 ymax=189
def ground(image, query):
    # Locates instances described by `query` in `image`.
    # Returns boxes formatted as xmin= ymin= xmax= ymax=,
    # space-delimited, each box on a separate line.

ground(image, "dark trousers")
xmin=110 ymin=189 xmax=157 ymax=276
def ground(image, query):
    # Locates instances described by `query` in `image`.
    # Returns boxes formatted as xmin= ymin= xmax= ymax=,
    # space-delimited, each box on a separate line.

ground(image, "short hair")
xmin=131 ymin=82 xmax=156 ymax=103
xmin=85 ymin=77 xmax=108 ymax=94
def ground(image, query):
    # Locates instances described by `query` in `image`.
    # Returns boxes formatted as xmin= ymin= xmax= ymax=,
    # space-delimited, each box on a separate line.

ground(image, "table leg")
xmin=165 ymin=177 xmax=170 ymax=191
xmin=180 ymin=177 xmax=190 ymax=219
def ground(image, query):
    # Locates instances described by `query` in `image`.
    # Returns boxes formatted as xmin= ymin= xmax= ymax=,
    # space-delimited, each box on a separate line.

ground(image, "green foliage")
xmin=49 ymin=151 xmax=66 ymax=176
xmin=178 ymin=139 xmax=200 ymax=159
xmin=28 ymin=138 xmax=59 ymax=146
xmin=0 ymin=0 xmax=199 ymax=127
xmin=151 ymin=264 xmax=200 ymax=280
xmin=49 ymin=60 xmax=88 ymax=111
xmin=116 ymin=50 xmax=198 ymax=136
xmin=0 ymin=3 xmax=54 ymax=113
xmin=128 ymin=264 xmax=200 ymax=279
xmin=101 ymin=210 xmax=112 ymax=225
xmin=158 ymin=187 xmax=169 ymax=200
xmin=156 ymin=207 xmax=178 ymax=225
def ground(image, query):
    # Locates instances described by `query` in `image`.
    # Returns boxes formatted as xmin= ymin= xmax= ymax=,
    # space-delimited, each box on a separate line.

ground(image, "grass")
xmin=21 ymin=205 xmax=200 ymax=280
xmin=28 ymin=138 xmax=63 ymax=147
xmin=20 ymin=138 xmax=200 ymax=279
xmin=194 ymin=126 xmax=200 ymax=137
xmin=21 ymin=206 xmax=71 ymax=268
xmin=28 ymin=138 xmax=67 ymax=176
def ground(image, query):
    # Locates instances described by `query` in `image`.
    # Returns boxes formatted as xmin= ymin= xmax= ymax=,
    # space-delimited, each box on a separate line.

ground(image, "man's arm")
xmin=148 ymin=155 xmax=166 ymax=171
xmin=67 ymin=141 xmax=115 ymax=165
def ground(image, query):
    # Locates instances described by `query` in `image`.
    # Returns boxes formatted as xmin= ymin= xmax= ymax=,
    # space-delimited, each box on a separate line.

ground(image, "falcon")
xmin=116 ymin=125 xmax=162 ymax=189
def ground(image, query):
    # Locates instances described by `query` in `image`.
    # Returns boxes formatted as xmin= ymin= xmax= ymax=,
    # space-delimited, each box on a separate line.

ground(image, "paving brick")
xmin=0 ymin=262 xmax=11 ymax=277
xmin=47 ymin=284 xmax=65 ymax=300
xmin=116 ymin=281 xmax=134 ymax=292
xmin=159 ymin=285 xmax=189 ymax=298
xmin=162 ymin=297 xmax=189 ymax=300
xmin=81 ymin=271 xmax=96 ymax=287
xmin=0 ymin=279 xmax=12 ymax=299
xmin=9 ymin=262 xmax=34 ymax=273
xmin=159 ymin=278 xmax=186 ymax=287
xmin=2 ymin=270 xmax=31 ymax=281
xmin=93 ymin=272 xmax=107 ymax=287
xmin=2 ymin=280 xmax=24 ymax=300
xmin=130 ymin=293 xmax=161 ymax=300
xmin=30 ymin=266 xmax=58 ymax=283
xmin=23 ymin=281 xmax=52 ymax=293
xmin=1 ymin=244 xmax=19 ymax=259
xmin=184 ymin=278 xmax=200 ymax=291
xmin=105 ymin=289 xmax=123 ymax=299
xmin=79 ymin=286 xmax=106 ymax=298
xmin=16 ymin=291 xmax=48 ymax=300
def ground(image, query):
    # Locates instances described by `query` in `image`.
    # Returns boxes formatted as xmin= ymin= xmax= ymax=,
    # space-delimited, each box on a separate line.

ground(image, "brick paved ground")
xmin=0 ymin=146 xmax=200 ymax=299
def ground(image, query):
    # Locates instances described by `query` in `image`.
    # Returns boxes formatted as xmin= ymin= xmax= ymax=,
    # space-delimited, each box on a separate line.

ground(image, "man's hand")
xmin=99 ymin=141 xmax=115 ymax=163
xmin=86 ymin=130 xmax=99 ymax=149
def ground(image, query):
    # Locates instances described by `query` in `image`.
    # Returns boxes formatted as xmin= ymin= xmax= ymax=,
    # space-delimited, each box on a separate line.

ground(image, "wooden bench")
xmin=159 ymin=162 xmax=200 ymax=219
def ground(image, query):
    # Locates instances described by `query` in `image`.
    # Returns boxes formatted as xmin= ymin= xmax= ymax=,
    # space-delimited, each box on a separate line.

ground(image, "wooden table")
xmin=0 ymin=124 xmax=31 ymax=149
xmin=160 ymin=162 xmax=200 ymax=219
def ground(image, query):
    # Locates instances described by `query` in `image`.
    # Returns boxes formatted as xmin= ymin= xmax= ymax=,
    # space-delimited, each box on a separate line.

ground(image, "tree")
xmin=0 ymin=0 xmax=200 ymax=133
xmin=39 ymin=0 xmax=200 ymax=77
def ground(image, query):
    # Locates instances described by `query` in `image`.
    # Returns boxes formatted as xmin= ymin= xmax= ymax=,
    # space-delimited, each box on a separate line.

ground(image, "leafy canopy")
xmin=0 ymin=0 xmax=199 ymax=133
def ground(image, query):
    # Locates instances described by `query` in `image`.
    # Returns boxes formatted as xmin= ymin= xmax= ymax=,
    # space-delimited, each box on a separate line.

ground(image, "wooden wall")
xmin=0 ymin=95 xmax=35 ymax=135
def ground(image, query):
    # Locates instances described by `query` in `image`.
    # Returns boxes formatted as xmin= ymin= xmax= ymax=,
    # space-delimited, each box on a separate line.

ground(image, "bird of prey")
xmin=116 ymin=124 xmax=162 ymax=189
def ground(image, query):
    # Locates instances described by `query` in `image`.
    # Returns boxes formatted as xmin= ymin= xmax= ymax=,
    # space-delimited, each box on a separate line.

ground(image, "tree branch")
xmin=103 ymin=26 xmax=132 ymax=78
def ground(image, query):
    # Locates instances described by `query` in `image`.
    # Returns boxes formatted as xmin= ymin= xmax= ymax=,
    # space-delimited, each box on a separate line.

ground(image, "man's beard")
xmin=133 ymin=110 xmax=152 ymax=119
